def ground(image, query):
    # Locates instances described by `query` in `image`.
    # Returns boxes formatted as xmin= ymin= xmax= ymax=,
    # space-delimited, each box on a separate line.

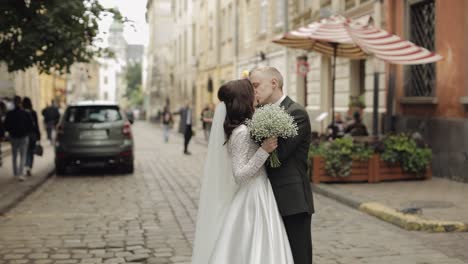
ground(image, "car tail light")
xmin=122 ymin=122 xmax=132 ymax=138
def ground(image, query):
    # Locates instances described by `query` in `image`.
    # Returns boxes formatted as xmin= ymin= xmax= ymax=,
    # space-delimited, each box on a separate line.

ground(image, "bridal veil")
xmin=191 ymin=102 xmax=238 ymax=264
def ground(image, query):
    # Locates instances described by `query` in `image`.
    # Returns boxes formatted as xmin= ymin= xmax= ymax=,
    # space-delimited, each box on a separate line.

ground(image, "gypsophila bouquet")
xmin=246 ymin=104 xmax=298 ymax=168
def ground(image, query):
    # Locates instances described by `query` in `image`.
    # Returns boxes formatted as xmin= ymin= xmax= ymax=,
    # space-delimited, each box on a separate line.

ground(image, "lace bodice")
xmin=228 ymin=125 xmax=269 ymax=185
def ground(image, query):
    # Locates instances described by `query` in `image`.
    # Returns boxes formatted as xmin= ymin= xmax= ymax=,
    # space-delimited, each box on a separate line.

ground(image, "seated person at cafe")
xmin=345 ymin=112 xmax=369 ymax=136
xmin=327 ymin=112 xmax=345 ymax=139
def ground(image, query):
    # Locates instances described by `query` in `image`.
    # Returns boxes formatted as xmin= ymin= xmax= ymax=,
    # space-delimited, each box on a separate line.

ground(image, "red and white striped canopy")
xmin=273 ymin=15 xmax=442 ymax=65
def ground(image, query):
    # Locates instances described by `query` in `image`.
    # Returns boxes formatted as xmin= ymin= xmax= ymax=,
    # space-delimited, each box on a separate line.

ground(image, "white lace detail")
xmin=228 ymin=125 xmax=270 ymax=185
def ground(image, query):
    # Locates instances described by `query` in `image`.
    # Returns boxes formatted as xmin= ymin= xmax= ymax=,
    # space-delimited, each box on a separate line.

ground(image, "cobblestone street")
xmin=0 ymin=122 xmax=466 ymax=264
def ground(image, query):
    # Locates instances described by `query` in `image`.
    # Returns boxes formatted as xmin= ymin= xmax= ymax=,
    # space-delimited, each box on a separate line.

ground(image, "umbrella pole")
xmin=373 ymin=70 xmax=379 ymax=136
xmin=331 ymin=43 xmax=337 ymax=125
xmin=385 ymin=65 xmax=396 ymax=133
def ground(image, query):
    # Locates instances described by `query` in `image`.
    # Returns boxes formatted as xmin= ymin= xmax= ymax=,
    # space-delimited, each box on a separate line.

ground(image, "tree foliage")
xmin=125 ymin=62 xmax=143 ymax=107
xmin=0 ymin=0 xmax=124 ymax=74
xmin=125 ymin=62 xmax=142 ymax=97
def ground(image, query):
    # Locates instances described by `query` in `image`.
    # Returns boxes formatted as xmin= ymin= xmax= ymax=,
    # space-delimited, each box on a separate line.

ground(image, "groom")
xmin=250 ymin=67 xmax=314 ymax=263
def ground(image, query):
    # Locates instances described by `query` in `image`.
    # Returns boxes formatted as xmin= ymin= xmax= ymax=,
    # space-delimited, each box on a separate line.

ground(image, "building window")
xmin=184 ymin=30 xmax=187 ymax=62
xmin=244 ymin=2 xmax=252 ymax=44
xmin=180 ymin=34 xmax=183 ymax=63
xmin=320 ymin=0 xmax=331 ymax=8
xmin=192 ymin=24 xmax=196 ymax=56
xmin=259 ymin=0 xmax=268 ymax=35
xmin=228 ymin=4 xmax=232 ymax=40
xmin=345 ymin=0 xmax=356 ymax=10
xmin=275 ymin=0 xmax=284 ymax=28
xmin=209 ymin=15 xmax=214 ymax=49
xmin=221 ymin=9 xmax=226 ymax=41
xmin=104 ymin=76 xmax=108 ymax=84
xmin=359 ymin=60 xmax=366 ymax=96
xmin=350 ymin=59 xmax=366 ymax=99
xmin=405 ymin=0 xmax=436 ymax=97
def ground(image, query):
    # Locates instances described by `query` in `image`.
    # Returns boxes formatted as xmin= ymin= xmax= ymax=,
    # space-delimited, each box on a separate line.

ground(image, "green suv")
xmin=55 ymin=101 xmax=134 ymax=175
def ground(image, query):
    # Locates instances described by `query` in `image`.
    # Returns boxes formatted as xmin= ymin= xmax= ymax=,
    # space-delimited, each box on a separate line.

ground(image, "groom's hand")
xmin=261 ymin=137 xmax=278 ymax=153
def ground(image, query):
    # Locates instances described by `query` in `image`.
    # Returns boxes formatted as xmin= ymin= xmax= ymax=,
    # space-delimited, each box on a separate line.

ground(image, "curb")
xmin=0 ymin=168 xmax=55 ymax=215
xmin=312 ymin=184 xmax=468 ymax=233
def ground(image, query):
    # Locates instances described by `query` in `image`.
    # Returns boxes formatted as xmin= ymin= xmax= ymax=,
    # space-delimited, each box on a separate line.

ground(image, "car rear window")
xmin=65 ymin=106 xmax=122 ymax=123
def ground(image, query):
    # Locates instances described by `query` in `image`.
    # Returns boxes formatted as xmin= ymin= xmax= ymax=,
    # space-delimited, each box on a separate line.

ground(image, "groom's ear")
xmin=271 ymin=78 xmax=278 ymax=90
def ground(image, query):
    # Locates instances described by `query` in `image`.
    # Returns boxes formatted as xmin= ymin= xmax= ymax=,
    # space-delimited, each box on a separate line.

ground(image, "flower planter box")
xmin=311 ymin=155 xmax=431 ymax=184
xmin=311 ymin=155 xmax=376 ymax=184
xmin=373 ymin=154 xmax=432 ymax=182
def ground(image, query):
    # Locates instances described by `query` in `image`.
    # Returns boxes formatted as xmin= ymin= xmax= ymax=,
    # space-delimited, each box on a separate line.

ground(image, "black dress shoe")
xmin=184 ymin=151 xmax=192 ymax=155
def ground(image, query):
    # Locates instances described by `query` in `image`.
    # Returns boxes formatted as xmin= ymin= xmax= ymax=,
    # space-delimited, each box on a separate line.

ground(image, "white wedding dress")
xmin=208 ymin=124 xmax=294 ymax=264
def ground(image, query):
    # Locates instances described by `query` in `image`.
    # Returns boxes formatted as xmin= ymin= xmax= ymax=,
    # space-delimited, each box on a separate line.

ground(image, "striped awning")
xmin=273 ymin=15 xmax=442 ymax=65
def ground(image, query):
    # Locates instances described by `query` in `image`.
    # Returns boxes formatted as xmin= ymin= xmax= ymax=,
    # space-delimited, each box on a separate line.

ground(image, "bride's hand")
xmin=261 ymin=137 xmax=278 ymax=153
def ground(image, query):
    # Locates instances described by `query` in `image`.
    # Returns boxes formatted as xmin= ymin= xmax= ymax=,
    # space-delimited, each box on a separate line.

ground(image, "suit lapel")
xmin=280 ymin=96 xmax=294 ymax=110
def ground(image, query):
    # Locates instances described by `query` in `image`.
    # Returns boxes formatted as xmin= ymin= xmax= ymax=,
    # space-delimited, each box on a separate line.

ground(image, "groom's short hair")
xmin=249 ymin=66 xmax=284 ymax=91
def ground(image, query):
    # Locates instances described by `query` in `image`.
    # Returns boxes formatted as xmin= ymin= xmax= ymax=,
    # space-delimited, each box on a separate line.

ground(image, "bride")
xmin=191 ymin=79 xmax=293 ymax=264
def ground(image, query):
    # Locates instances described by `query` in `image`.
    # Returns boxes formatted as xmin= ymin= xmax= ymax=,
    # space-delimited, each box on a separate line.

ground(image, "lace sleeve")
xmin=229 ymin=126 xmax=270 ymax=184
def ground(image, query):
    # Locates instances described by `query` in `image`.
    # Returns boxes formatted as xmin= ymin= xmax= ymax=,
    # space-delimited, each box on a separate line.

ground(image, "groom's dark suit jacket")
xmin=267 ymin=96 xmax=315 ymax=216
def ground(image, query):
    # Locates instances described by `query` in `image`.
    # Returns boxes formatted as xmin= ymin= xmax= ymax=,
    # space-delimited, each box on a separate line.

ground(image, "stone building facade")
xmin=386 ymin=0 xmax=468 ymax=181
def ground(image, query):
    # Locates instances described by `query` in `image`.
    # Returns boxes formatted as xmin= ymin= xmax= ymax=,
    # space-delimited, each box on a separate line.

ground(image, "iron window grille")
xmin=405 ymin=0 xmax=436 ymax=97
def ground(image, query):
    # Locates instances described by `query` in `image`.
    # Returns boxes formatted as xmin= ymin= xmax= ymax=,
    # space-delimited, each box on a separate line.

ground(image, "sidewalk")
xmin=0 ymin=142 xmax=11 ymax=159
xmin=313 ymin=178 xmax=468 ymax=232
xmin=0 ymin=140 xmax=55 ymax=215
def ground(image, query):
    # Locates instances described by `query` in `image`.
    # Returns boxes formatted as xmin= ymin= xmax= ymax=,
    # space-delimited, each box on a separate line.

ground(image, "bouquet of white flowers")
xmin=246 ymin=104 xmax=298 ymax=168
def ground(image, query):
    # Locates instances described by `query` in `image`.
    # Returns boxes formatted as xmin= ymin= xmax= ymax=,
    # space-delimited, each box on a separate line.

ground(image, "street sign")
xmin=297 ymin=60 xmax=309 ymax=77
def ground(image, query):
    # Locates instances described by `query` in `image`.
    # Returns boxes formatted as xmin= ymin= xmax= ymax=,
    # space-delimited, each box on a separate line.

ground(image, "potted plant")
xmin=374 ymin=133 xmax=432 ymax=181
xmin=348 ymin=94 xmax=366 ymax=118
xmin=311 ymin=137 xmax=374 ymax=183
xmin=310 ymin=133 xmax=432 ymax=183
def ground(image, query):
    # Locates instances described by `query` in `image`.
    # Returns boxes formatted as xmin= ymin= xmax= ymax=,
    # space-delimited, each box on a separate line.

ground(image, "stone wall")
xmin=395 ymin=115 xmax=468 ymax=182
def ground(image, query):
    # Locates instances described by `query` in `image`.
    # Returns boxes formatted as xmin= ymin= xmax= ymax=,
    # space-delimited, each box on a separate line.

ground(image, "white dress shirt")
xmin=274 ymin=94 xmax=287 ymax=106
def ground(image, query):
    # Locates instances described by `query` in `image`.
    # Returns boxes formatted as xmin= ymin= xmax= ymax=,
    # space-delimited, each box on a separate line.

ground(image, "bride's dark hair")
xmin=218 ymin=79 xmax=255 ymax=141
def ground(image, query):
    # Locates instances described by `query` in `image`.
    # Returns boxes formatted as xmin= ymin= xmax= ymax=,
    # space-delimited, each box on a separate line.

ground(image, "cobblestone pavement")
xmin=0 ymin=122 xmax=466 ymax=264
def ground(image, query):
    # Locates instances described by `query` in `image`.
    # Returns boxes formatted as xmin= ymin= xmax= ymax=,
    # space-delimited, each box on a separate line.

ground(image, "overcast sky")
xmin=97 ymin=0 xmax=149 ymax=47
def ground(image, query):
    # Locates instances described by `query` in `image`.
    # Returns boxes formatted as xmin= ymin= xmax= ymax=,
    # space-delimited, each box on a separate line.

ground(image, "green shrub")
xmin=380 ymin=134 xmax=432 ymax=175
xmin=321 ymin=138 xmax=373 ymax=177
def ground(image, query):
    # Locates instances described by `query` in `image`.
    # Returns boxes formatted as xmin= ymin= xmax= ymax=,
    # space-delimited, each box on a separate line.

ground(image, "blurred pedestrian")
xmin=327 ymin=112 xmax=345 ymax=140
xmin=345 ymin=112 xmax=369 ymax=136
xmin=201 ymin=103 xmax=214 ymax=141
xmin=42 ymin=100 xmax=60 ymax=144
xmin=4 ymin=96 xmax=33 ymax=181
xmin=175 ymin=100 xmax=193 ymax=155
xmin=22 ymin=97 xmax=41 ymax=177
xmin=0 ymin=100 xmax=7 ymax=167
xmin=162 ymin=105 xmax=173 ymax=143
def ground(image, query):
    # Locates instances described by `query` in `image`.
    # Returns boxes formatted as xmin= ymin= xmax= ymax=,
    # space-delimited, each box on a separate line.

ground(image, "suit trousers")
xmin=184 ymin=125 xmax=192 ymax=152
xmin=282 ymin=212 xmax=313 ymax=264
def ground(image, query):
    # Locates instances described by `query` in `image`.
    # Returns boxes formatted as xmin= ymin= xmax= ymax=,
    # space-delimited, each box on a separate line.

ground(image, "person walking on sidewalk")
xmin=175 ymin=100 xmax=193 ymax=155
xmin=201 ymin=103 xmax=214 ymax=141
xmin=41 ymin=100 xmax=60 ymax=144
xmin=162 ymin=105 xmax=173 ymax=143
xmin=0 ymin=101 xmax=7 ymax=167
xmin=22 ymin=97 xmax=41 ymax=177
xmin=4 ymin=96 xmax=33 ymax=181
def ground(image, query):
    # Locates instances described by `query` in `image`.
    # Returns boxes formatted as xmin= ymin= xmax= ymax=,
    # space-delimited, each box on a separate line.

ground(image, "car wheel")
xmin=122 ymin=163 xmax=134 ymax=174
xmin=56 ymin=162 xmax=67 ymax=176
